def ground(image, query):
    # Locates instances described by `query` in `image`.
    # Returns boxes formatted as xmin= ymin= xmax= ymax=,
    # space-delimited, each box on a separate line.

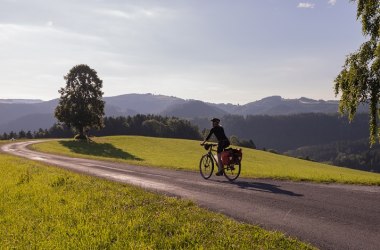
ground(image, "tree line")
xmin=285 ymin=139 xmax=380 ymax=173
xmin=0 ymin=114 xmax=259 ymax=149
xmin=0 ymin=115 xmax=202 ymax=141
xmin=92 ymin=115 xmax=202 ymax=139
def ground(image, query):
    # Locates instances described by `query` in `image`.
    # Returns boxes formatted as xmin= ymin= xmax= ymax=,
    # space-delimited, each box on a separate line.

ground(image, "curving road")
xmin=2 ymin=140 xmax=380 ymax=250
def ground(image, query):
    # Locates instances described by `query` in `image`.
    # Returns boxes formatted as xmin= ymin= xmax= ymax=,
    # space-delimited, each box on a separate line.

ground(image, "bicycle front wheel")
xmin=223 ymin=162 xmax=241 ymax=181
xmin=199 ymin=154 xmax=214 ymax=179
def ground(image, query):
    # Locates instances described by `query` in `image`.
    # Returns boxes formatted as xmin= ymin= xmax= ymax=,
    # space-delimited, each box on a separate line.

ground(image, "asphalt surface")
xmin=2 ymin=140 xmax=380 ymax=250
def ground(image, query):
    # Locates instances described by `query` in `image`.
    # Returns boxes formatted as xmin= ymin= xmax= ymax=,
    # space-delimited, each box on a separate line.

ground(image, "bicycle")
xmin=199 ymin=143 xmax=242 ymax=181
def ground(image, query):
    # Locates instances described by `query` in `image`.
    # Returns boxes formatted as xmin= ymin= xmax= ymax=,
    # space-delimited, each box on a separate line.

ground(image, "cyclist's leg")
xmin=216 ymin=140 xmax=229 ymax=174
xmin=217 ymin=152 xmax=223 ymax=172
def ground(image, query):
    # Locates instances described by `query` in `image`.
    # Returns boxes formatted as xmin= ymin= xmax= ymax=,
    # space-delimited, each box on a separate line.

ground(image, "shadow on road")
xmin=59 ymin=141 xmax=142 ymax=161
xmin=215 ymin=179 xmax=303 ymax=197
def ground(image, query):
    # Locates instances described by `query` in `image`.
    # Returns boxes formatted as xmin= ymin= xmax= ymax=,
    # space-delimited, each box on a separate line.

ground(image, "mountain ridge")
xmin=0 ymin=93 xmax=365 ymax=133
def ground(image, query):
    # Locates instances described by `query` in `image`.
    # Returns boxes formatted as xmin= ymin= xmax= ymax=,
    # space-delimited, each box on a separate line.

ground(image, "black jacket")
xmin=205 ymin=125 xmax=228 ymax=142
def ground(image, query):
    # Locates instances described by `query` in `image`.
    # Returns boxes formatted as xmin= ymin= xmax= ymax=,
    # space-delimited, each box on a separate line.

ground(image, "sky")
xmin=0 ymin=0 xmax=366 ymax=104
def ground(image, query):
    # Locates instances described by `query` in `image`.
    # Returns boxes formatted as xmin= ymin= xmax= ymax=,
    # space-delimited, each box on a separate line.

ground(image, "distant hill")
xmin=104 ymin=93 xmax=185 ymax=115
xmin=212 ymin=96 xmax=367 ymax=115
xmin=0 ymin=113 xmax=56 ymax=133
xmin=0 ymin=99 xmax=43 ymax=104
xmin=239 ymin=96 xmax=339 ymax=115
xmin=0 ymin=93 xmax=368 ymax=133
xmin=161 ymin=100 xmax=228 ymax=118
xmin=0 ymin=99 xmax=58 ymax=131
xmin=192 ymin=113 xmax=370 ymax=152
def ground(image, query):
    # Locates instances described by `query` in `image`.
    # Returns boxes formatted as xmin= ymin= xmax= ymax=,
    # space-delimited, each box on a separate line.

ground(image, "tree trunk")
xmin=75 ymin=126 xmax=87 ymax=140
xmin=79 ymin=126 xmax=84 ymax=137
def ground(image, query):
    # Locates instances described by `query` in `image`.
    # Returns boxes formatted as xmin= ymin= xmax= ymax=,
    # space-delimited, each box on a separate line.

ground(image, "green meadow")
xmin=32 ymin=135 xmax=380 ymax=185
xmin=0 ymin=146 xmax=313 ymax=249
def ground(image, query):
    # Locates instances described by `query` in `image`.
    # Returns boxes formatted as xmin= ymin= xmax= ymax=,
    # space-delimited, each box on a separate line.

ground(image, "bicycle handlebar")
xmin=201 ymin=143 xmax=218 ymax=151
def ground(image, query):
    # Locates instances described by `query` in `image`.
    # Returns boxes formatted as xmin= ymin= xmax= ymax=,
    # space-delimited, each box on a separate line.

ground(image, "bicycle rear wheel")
xmin=223 ymin=162 xmax=241 ymax=181
xmin=199 ymin=154 xmax=214 ymax=179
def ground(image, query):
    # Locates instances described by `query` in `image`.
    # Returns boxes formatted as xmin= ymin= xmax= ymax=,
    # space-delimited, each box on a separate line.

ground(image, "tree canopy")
xmin=55 ymin=64 xmax=105 ymax=139
xmin=334 ymin=0 xmax=380 ymax=144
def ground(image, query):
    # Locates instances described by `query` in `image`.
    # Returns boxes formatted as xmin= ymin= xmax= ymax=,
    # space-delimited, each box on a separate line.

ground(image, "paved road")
xmin=2 ymin=141 xmax=380 ymax=250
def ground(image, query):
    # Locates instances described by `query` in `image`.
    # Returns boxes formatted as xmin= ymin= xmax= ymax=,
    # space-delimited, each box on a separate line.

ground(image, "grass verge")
xmin=31 ymin=136 xmax=380 ymax=185
xmin=0 ymin=150 xmax=313 ymax=249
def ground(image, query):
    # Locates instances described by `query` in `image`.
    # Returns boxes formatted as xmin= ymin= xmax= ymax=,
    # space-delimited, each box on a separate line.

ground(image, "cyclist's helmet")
xmin=211 ymin=118 xmax=220 ymax=123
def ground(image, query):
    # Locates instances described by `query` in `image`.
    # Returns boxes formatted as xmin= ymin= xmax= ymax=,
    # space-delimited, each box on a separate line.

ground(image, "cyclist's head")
xmin=211 ymin=118 xmax=220 ymax=126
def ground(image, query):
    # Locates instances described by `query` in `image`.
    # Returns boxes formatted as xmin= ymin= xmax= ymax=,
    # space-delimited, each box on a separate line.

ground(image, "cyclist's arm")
xmin=201 ymin=128 xmax=214 ymax=145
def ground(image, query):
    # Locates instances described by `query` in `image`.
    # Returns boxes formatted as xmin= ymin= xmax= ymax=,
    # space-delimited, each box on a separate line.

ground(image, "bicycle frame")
xmin=206 ymin=144 xmax=219 ymax=164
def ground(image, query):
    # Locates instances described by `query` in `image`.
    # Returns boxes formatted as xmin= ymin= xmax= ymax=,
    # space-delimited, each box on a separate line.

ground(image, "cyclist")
xmin=200 ymin=118 xmax=230 ymax=176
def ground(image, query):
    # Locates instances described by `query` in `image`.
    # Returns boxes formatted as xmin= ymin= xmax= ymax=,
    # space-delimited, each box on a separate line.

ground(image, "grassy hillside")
xmin=0 ymin=146 xmax=312 ymax=249
xmin=31 ymin=136 xmax=380 ymax=185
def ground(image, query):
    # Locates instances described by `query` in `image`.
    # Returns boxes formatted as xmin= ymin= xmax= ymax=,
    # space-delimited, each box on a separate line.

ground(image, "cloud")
xmin=0 ymin=23 xmax=104 ymax=44
xmin=94 ymin=9 xmax=138 ymax=19
xmin=297 ymin=2 xmax=315 ymax=9
xmin=94 ymin=7 xmax=168 ymax=20
xmin=328 ymin=0 xmax=337 ymax=6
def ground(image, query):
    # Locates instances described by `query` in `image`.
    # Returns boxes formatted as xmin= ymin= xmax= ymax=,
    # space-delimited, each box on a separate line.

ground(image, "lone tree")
xmin=55 ymin=64 xmax=105 ymax=140
xmin=334 ymin=0 xmax=380 ymax=145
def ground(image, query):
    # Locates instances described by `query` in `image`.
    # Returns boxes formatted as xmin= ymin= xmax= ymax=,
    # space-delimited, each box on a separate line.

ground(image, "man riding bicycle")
xmin=201 ymin=118 xmax=230 ymax=176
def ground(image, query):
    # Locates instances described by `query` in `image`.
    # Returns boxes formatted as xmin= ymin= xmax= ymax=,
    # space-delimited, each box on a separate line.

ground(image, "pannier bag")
xmin=221 ymin=148 xmax=243 ymax=165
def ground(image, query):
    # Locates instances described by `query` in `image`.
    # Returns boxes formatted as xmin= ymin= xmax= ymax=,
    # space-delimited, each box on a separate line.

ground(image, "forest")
xmin=192 ymin=113 xmax=369 ymax=152
xmin=0 ymin=115 xmax=202 ymax=141
xmin=285 ymin=139 xmax=380 ymax=173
